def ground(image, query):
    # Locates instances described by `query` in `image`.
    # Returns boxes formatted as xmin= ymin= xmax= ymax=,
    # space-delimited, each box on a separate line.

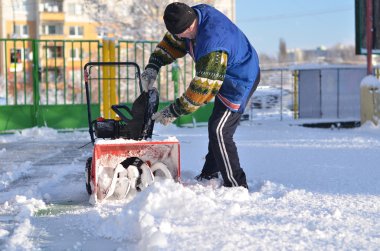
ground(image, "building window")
xmin=69 ymin=26 xmax=84 ymax=37
xmin=68 ymin=3 xmax=83 ymax=15
xmin=39 ymin=0 xmax=63 ymax=12
xmin=14 ymin=0 xmax=27 ymax=12
xmin=41 ymin=24 xmax=63 ymax=35
xmin=14 ymin=25 xmax=29 ymax=38
xmin=97 ymin=28 xmax=109 ymax=38
xmin=44 ymin=46 xmax=64 ymax=58
xmin=10 ymin=49 xmax=24 ymax=63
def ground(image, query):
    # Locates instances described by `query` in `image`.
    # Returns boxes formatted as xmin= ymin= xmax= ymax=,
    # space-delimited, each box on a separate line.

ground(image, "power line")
xmin=237 ymin=7 xmax=353 ymax=23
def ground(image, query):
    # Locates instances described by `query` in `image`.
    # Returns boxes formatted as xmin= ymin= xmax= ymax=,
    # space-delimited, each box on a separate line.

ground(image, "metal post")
xmin=126 ymin=42 xmax=130 ymax=102
xmin=337 ymin=69 xmax=340 ymax=119
xmin=13 ymin=40 xmax=17 ymax=105
xmin=32 ymin=40 xmax=40 ymax=126
xmin=366 ymin=0 xmax=373 ymax=75
xmin=45 ymin=41 xmax=48 ymax=105
xmin=293 ymin=70 xmax=299 ymax=119
xmin=102 ymin=39 xmax=110 ymax=118
xmin=23 ymin=40 xmax=26 ymax=104
xmin=109 ymin=40 xmax=116 ymax=119
xmin=134 ymin=42 xmax=137 ymax=98
xmin=172 ymin=61 xmax=179 ymax=99
xmin=280 ymin=70 xmax=283 ymax=121
xmin=80 ymin=41 xmax=84 ymax=104
xmin=54 ymin=40 xmax=57 ymax=104
xmin=117 ymin=41 xmax=121 ymax=101
xmin=63 ymin=41 xmax=66 ymax=105
xmin=183 ymin=56 xmax=186 ymax=94
xmin=4 ymin=41 xmax=9 ymax=104
xmin=319 ymin=69 xmax=322 ymax=118
xmin=71 ymin=41 xmax=75 ymax=104
xmin=98 ymin=42 xmax=103 ymax=104
xmin=166 ymin=65 xmax=169 ymax=100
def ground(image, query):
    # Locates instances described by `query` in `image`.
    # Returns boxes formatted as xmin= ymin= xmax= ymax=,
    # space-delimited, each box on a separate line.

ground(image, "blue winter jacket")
xmin=189 ymin=4 xmax=260 ymax=113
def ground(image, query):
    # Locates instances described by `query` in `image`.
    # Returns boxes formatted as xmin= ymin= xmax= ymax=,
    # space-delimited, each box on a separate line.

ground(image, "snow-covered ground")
xmin=0 ymin=121 xmax=380 ymax=250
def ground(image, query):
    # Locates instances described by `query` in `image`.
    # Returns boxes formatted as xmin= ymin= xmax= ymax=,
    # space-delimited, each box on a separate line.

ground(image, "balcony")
xmin=40 ymin=12 xmax=65 ymax=21
xmin=39 ymin=0 xmax=64 ymax=20
xmin=39 ymin=1 xmax=64 ymax=16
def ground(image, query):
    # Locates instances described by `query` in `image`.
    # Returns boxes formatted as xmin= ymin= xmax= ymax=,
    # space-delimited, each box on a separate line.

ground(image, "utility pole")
xmin=366 ymin=0 xmax=373 ymax=75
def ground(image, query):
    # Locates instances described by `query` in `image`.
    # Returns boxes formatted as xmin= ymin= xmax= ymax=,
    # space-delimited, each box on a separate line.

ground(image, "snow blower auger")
xmin=84 ymin=62 xmax=180 ymax=205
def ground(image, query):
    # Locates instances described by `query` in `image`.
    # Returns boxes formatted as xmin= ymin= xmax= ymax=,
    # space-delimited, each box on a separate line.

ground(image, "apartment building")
xmin=0 ymin=0 xmax=235 ymax=105
xmin=0 ymin=0 xmax=103 ymax=104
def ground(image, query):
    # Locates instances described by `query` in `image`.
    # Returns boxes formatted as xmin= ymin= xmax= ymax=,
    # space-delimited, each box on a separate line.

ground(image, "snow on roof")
xmin=288 ymin=64 xmax=367 ymax=71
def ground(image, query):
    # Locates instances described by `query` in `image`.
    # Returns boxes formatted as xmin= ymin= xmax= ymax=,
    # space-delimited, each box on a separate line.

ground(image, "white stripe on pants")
xmin=216 ymin=110 xmax=238 ymax=186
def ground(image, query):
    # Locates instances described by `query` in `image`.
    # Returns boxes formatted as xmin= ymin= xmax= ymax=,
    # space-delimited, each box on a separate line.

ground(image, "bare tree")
xmin=278 ymin=38 xmax=287 ymax=63
xmin=83 ymin=0 xmax=215 ymax=41
xmin=326 ymin=44 xmax=366 ymax=64
xmin=259 ymin=53 xmax=277 ymax=66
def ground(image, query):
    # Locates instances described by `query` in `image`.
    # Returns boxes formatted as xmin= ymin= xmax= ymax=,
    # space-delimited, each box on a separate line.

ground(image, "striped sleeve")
xmin=146 ymin=32 xmax=187 ymax=71
xmin=171 ymin=51 xmax=228 ymax=116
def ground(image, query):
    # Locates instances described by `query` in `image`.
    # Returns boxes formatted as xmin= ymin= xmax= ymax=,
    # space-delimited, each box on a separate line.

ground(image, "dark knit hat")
xmin=163 ymin=2 xmax=197 ymax=34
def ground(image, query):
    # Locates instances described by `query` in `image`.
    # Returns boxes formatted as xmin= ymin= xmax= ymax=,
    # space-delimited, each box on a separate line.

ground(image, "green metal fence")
xmin=0 ymin=39 xmax=213 ymax=131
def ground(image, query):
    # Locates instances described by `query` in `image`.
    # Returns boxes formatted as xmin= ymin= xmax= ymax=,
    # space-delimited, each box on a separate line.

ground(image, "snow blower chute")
xmin=84 ymin=62 xmax=180 ymax=204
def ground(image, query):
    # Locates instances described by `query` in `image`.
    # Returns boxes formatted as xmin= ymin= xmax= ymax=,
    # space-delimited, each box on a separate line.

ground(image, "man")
xmin=141 ymin=2 xmax=260 ymax=188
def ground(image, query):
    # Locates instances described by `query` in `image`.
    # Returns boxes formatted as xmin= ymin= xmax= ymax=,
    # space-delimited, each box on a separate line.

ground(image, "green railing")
xmin=0 ymin=39 xmax=101 ymax=106
xmin=0 ymin=39 xmax=212 ymax=131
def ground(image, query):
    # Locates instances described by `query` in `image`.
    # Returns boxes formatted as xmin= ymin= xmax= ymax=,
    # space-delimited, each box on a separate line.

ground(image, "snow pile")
xmin=0 ymin=122 xmax=380 ymax=250
xmin=17 ymin=127 xmax=59 ymax=139
xmin=360 ymin=75 xmax=380 ymax=89
xmin=1 ymin=196 xmax=46 ymax=250
xmin=75 ymin=179 xmax=380 ymax=250
xmin=0 ymin=162 xmax=33 ymax=190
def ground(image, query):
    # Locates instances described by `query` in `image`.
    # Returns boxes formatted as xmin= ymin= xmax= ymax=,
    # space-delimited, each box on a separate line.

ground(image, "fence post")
xmin=102 ymin=39 xmax=117 ymax=119
xmin=172 ymin=61 xmax=179 ymax=99
xmin=32 ymin=40 xmax=40 ymax=126
xmin=293 ymin=70 xmax=299 ymax=119
xmin=109 ymin=40 xmax=117 ymax=119
xmin=102 ymin=39 xmax=109 ymax=118
xmin=280 ymin=70 xmax=283 ymax=121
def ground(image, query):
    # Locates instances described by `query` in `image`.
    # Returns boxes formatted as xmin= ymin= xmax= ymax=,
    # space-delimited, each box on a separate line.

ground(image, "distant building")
xmin=0 ymin=0 xmax=100 ymax=85
xmin=0 ymin=0 xmax=235 ymax=39
xmin=0 ymin=0 xmax=100 ymax=39
xmin=287 ymin=46 xmax=328 ymax=64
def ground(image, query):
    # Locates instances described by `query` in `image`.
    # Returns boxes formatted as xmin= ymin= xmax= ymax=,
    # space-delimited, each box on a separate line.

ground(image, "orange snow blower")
xmin=84 ymin=62 xmax=180 ymax=204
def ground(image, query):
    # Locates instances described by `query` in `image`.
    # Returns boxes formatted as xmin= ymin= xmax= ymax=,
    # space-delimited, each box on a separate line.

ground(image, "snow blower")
xmin=84 ymin=62 xmax=180 ymax=204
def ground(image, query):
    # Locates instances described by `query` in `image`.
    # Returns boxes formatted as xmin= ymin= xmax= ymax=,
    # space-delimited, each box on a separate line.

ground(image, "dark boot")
xmin=195 ymin=172 xmax=219 ymax=181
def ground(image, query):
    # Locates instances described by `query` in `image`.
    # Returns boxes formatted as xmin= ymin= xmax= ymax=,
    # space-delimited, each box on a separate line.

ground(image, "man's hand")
xmin=152 ymin=104 xmax=178 ymax=126
xmin=141 ymin=68 xmax=158 ymax=92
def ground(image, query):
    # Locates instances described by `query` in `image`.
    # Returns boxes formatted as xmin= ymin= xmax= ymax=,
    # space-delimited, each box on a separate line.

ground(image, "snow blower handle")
xmin=111 ymin=104 xmax=133 ymax=123
xmin=84 ymin=66 xmax=95 ymax=144
xmin=83 ymin=61 xmax=142 ymax=143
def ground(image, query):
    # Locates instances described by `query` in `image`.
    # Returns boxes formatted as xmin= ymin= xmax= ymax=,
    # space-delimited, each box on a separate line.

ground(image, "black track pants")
xmin=201 ymin=98 xmax=247 ymax=187
xmin=200 ymin=72 xmax=260 ymax=187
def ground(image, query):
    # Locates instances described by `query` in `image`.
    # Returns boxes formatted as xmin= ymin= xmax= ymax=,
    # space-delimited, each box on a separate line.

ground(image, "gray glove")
xmin=152 ymin=104 xmax=179 ymax=126
xmin=141 ymin=68 xmax=158 ymax=92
